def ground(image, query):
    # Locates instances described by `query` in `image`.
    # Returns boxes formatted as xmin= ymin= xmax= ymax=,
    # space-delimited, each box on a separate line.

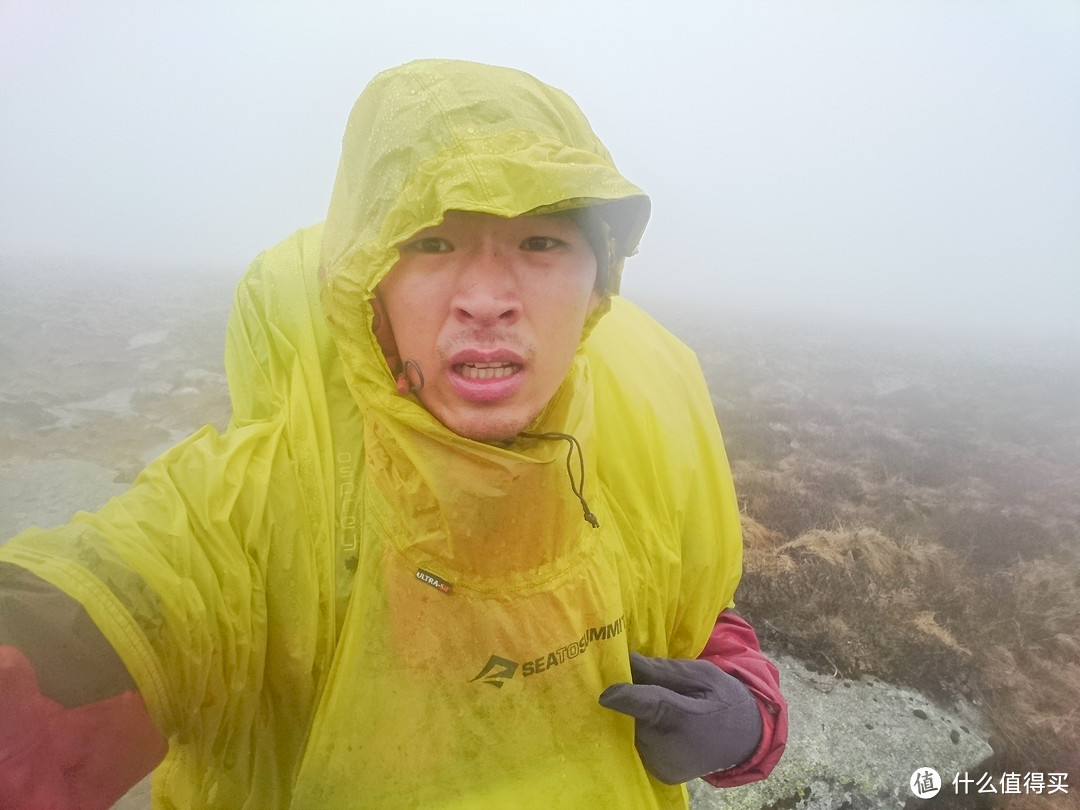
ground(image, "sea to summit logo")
xmin=468 ymin=616 xmax=626 ymax=688
xmin=468 ymin=656 xmax=518 ymax=688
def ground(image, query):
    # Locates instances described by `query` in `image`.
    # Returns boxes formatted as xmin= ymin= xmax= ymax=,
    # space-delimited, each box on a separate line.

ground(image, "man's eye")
xmin=403 ymin=237 xmax=452 ymax=253
xmin=521 ymin=236 xmax=562 ymax=251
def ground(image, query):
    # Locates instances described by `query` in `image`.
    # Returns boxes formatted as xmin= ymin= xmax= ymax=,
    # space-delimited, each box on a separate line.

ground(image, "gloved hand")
xmin=598 ymin=652 xmax=763 ymax=784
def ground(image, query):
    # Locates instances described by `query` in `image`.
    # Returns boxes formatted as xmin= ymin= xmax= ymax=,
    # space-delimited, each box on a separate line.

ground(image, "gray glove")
xmin=598 ymin=652 xmax=763 ymax=784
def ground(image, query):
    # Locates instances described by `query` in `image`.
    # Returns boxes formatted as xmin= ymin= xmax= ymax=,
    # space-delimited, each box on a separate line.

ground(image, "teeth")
xmin=458 ymin=362 xmax=518 ymax=380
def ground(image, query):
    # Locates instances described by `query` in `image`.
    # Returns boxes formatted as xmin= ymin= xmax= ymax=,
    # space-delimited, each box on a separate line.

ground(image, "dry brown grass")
xmin=653 ymin=301 xmax=1080 ymax=803
xmin=972 ymin=561 xmax=1080 ymax=781
xmin=737 ymin=521 xmax=979 ymax=697
xmin=736 ymin=517 xmax=1080 ymax=802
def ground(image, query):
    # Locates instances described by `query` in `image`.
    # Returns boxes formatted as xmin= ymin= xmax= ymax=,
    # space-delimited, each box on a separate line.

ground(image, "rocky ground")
xmin=0 ymin=258 xmax=234 ymax=540
xmin=690 ymin=651 xmax=991 ymax=809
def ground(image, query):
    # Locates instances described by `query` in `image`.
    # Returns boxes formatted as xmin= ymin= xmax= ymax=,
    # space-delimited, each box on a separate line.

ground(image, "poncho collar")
xmin=362 ymin=355 xmax=602 ymax=591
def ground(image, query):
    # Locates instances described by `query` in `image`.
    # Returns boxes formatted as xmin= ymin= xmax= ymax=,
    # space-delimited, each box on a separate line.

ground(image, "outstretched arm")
xmin=0 ymin=563 xmax=166 ymax=810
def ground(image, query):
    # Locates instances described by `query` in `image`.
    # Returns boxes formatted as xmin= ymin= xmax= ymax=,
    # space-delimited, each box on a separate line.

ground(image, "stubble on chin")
xmin=444 ymin=410 xmax=538 ymax=444
xmin=421 ymin=395 xmax=541 ymax=444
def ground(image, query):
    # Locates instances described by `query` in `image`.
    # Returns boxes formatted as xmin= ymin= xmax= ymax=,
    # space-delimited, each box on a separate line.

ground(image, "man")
xmin=0 ymin=59 xmax=785 ymax=808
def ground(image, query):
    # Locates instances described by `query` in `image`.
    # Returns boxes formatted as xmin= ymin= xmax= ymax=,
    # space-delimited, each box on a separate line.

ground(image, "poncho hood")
xmin=317 ymin=60 xmax=651 ymax=588
xmin=320 ymin=58 xmax=650 ymax=420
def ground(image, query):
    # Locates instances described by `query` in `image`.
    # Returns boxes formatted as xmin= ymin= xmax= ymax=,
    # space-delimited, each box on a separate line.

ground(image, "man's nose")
xmin=452 ymin=246 xmax=521 ymax=326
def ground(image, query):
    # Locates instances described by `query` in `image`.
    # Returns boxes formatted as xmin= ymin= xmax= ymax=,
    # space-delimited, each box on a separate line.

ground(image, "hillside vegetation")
xmin=662 ymin=304 xmax=1079 ymax=809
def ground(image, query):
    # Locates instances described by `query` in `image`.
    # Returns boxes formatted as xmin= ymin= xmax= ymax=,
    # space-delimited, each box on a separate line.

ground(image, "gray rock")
xmin=0 ymin=456 xmax=129 ymax=538
xmin=689 ymin=650 xmax=993 ymax=809
xmin=113 ymin=776 xmax=152 ymax=810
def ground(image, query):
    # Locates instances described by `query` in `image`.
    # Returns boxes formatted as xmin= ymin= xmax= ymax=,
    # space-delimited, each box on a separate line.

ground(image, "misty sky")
xmin=1 ymin=1 xmax=1077 ymax=342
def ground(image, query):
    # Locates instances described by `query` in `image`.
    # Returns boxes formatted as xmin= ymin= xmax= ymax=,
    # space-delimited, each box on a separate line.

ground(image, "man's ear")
xmin=370 ymin=295 xmax=402 ymax=378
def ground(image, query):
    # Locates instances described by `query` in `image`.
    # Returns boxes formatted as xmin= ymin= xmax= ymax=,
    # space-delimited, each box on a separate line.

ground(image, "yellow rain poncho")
xmin=0 ymin=60 xmax=742 ymax=808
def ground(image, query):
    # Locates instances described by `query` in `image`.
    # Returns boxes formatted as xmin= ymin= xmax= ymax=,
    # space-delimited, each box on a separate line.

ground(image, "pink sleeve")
xmin=696 ymin=610 xmax=788 ymax=787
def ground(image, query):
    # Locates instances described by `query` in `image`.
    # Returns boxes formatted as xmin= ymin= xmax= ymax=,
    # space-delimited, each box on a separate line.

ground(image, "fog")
xmin=1 ymin=1 xmax=1078 ymax=345
xmin=2 ymin=8 xmax=1078 ymax=802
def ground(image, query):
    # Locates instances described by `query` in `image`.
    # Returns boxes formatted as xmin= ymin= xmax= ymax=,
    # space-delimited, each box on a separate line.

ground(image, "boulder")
xmin=689 ymin=650 xmax=993 ymax=809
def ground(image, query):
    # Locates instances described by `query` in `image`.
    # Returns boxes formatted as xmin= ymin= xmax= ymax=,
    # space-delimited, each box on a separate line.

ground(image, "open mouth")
xmin=454 ymin=361 xmax=521 ymax=380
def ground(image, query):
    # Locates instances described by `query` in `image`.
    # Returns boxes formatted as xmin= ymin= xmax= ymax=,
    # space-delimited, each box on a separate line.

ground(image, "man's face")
xmin=375 ymin=210 xmax=600 ymax=442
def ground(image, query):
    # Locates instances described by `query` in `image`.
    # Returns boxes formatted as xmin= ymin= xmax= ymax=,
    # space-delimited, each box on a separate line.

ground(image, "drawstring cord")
xmin=391 ymin=361 xmax=597 ymax=527
xmin=519 ymin=431 xmax=600 ymax=529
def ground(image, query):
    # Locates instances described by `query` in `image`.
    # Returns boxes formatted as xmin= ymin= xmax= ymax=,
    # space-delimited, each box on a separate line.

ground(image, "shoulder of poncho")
xmin=585 ymin=298 xmax=709 ymax=428
xmin=585 ymin=297 xmax=721 ymax=495
xmin=226 ymin=222 xmax=344 ymax=428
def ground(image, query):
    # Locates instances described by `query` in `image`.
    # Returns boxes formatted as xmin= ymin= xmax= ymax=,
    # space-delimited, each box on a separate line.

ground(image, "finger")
xmin=628 ymin=653 xmax=721 ymax=697
xmin=598 ymin=682 xmax=697 ymax=725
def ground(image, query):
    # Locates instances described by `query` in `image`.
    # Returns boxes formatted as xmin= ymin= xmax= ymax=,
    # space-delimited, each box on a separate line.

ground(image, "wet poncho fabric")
xmin=0 ymin=60 xmax=743 ymax=808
